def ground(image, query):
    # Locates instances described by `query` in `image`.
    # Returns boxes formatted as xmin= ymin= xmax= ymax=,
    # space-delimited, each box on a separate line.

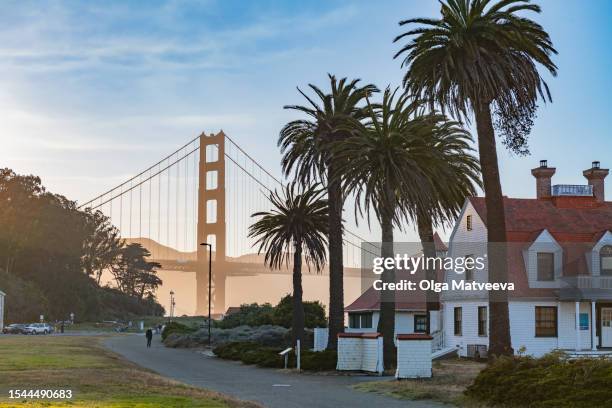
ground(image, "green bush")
xmin=213 ymin=341 xmax=336 ymax=371
xmin=465 ymin=352 xmax=612 ymax=407
xmin=216 ymin=295 xmax=327 ymax=330
xmin=215 ymin=303 xmax=275 ymax=329
xmin=162 ymin=321 xmax=196 ymax=341
xmin=300 ymin=349 xmax=337 ymax=371
xmin=213 ymin=342 xmax=260 ymax=360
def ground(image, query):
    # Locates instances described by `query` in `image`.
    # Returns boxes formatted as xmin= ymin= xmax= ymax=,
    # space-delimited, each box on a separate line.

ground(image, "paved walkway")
xmin=104 ymin=334 xmax=444 ymax=408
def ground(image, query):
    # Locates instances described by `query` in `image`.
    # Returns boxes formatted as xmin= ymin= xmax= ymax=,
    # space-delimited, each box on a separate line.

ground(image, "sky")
xmin=1 ymin=0 xmax=611 ymax=243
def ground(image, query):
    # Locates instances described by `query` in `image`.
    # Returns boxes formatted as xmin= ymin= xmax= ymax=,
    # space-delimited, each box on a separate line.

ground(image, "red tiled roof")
xmin=433 ymin=232 xmax=448 ymax=251
xmin=346 ymin=196 xmax=612 ymax=310
xmin=469 ymin=196 xmax=612 ymax=298
xmin=345 ymin=268 xmax=443 ymax=312
xmin=397 ymin=334 xmax=433 ymax=340
xmin=468 ymin=197 xmax=612 ymax=236
xmin=345 ymin=233 xmax=448 ymax=312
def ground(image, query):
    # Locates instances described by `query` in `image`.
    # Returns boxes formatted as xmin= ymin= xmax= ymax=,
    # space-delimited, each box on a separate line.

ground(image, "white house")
xmin=344 ymin=161 xmax=612 ymax=358
xmin=0 ymin=289 xmax=5 ymax=330
xmin=443 ymin=160 xmax=612 ymax=357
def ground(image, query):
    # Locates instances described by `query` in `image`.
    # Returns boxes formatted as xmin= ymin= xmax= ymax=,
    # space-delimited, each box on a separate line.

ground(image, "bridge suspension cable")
xmin=80 ymin=132 xmax=379 ymax=268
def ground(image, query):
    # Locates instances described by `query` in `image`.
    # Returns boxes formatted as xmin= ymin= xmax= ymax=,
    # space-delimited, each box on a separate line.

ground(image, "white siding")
xmin=443 ymin=200 xmax=489 ymax=302
xmin=443 ymin=301 xmax=488 ymax=356
xmin=336 ymin=336 xmax=383 ymax=374
xmin=445 ymin=300 xmax=595 ymax=357
xmin=396 ymin=338 xmax=432 ymax=378
xmin=346 ymin=311 xmax=422 ymax=334
xmin=509 ymin=301 xmax=559 ymax=357
xmin=592 ymin=231 xmax=612 ymax=276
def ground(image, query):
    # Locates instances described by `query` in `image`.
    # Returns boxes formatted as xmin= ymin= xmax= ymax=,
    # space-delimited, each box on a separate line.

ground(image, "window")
xmin=414 ymin=315 xmax=427 ymax=333
xmin=601 ymin=246 xmax=612 ymax=276
xmin=466 ymin=215 xmax=473 ymax=231
xmin=537 ymin=252 xmax=555 ymax=281
xmin=579 ymin=313 xmax=589 ymax=331
xmin=465 ymin=255 xmax=475 ymax=281
xmin=349 ymin=313 xmax=372 ymax=329
xmin=478 ymin=306 xmax=488 ymax=336
xmin=454 ymin=307 xmax=462 ymax=336
xmin=535 ymin=306 xmax=557 ymax=337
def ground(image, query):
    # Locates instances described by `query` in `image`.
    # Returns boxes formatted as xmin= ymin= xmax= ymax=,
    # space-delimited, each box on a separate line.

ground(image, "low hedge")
xmin=213 ymin=341 xmax=336 ymax=371
xmin=161 ymin=321 xmax=197 ymax=341
xmin=465 ymin=351 xmax=612 ymax=408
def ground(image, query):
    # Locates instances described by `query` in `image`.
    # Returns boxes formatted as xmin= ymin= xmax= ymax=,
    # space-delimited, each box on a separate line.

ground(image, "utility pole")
xmin=200 ymin=242 xmax=212 ymax=345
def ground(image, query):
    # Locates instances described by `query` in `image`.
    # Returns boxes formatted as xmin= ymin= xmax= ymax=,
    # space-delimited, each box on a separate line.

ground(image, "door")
xmin=602 ymin=308 xmax=612 ymax=347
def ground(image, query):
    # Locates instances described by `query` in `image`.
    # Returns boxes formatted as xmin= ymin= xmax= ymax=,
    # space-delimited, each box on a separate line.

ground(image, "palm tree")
xmin=279 ymin=74 xmax=377 ymax=350
xmin=412 ymin=121 xmax=481 ymax=334
xmin=394 ymin=0 xmax=557 ymax=356
xmin=249 ymin=183 xmax=328 ymax=346
xmin=334 ymin=88 xmax=479 ymax=368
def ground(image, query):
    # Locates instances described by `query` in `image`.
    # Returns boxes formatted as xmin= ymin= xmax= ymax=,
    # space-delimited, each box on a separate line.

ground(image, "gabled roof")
xmin=345 ymin=234 xmax=448 ymax=312
xmin=346 ymin=268 xmax=444 ymax=313
xmin=433 ymin=232 xmax=448 ymax=252
xmin=468 ymin=197 xmax=612 ymax=236
xmin=466 ymin=196 xmax=612 ymax=298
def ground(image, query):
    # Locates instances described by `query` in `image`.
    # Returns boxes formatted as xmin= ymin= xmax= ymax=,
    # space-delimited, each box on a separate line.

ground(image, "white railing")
xmin=560 ymin=276 xmax=612 ymax=289
xmin=431 ymin=330 xmax=445 ymax=352
xmin=552 ymin=184 xmax=593 ymax=197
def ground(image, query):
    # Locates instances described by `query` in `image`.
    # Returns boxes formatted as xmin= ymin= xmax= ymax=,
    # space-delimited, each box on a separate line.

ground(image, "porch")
xmin=556 ymin=280 xmax=612 ymax=350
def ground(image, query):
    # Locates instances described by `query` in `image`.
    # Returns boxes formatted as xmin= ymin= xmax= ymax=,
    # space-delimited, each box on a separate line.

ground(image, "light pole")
xmin=200 ymin=242 xmax=212 ymax=345
xmin=169 ymin=290 xmax=175 ymax=320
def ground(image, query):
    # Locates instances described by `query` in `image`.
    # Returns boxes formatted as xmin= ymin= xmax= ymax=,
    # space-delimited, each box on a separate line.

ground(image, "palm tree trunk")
xmin=326 ymin=162 xmax=344 ymax=350
xmin=292 ymin=244 xmax=305 ymax=346
xmin=417 ymin=214 xmax=439 ymax=335
xmin=474 ymin=103 xmax=513 ymax=358
xmin=377 ymin=210 xmax=396 ymax=370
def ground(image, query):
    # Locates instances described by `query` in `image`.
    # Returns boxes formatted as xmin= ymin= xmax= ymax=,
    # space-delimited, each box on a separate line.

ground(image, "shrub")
xmin=161 ymin=321 xmax=196 ymax=341
xmin=300 ymin=349 xmax=337 ymax=371
xmin=213 ymin=341 xmax=336 ymax=371
xmin=215 ymin=295 xmax=327 ymax=330
xmin=216 ymin=303 xmax=275 ymax=329
xmin=465 ymin=352 xmax=612 ymax=407
xmin=213 ymin=342 xmax=260 ymax=360
xmin=272 ymin=295 xmax=327 ymax=329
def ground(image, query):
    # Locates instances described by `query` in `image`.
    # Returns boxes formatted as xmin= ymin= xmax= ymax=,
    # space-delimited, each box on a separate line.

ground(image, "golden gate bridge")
xmin=79 ymin=131 xmax=378 ymax=315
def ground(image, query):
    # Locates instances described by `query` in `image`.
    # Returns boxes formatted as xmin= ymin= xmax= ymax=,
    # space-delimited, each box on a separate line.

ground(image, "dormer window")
xmin=537 ymin=252 xmax=555 ymax=281
xmin=601 ymin=246 xmax=612 ymax=276
xmin=466 ymin=215 xmax=473 ymax=231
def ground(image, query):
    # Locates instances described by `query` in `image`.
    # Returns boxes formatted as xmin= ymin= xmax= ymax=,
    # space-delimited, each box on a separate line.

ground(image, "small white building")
xmin=0 ymin=290 xmax=5 ymax=330
xmin=345 ymin=233 xmax=448 ymax=349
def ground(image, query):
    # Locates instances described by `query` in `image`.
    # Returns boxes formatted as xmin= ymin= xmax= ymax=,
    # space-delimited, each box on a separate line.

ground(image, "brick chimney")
xmin=583 ymin=161 xmax=609 ymax=203
xmin=531 ymin=160 xmax=556 ymax=199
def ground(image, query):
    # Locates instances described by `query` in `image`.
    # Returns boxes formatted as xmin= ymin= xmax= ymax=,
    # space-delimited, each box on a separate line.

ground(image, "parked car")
xmin=2 ymin=323 xmax=27 ymax=334
xmin=24 ymin=323 xmax=54 ymax=335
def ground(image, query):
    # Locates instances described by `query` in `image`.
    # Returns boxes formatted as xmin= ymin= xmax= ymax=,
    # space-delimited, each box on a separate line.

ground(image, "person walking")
xmin=145 ymin=328 xmax=153 ymax=348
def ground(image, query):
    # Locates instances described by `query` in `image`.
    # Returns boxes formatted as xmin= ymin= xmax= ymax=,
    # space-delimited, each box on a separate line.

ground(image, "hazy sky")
xmin=1 ymin=0 xmax=611 ymax=242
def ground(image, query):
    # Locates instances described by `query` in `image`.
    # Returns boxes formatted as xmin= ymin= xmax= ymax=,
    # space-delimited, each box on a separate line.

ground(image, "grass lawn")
xmin=0 ymin=335 xmax=259 ymax=408
xmin=354 ymin=358 xmax=487 ymax=407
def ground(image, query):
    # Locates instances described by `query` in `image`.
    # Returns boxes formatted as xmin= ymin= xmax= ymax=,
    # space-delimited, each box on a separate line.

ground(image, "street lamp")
xmin=169 ymin=290 xmax=175 ymax=319
xmin=200 ymin=242 xmax=213 ymax=345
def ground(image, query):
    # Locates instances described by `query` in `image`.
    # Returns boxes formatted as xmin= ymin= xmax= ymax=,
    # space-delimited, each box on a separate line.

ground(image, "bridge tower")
xmin=196 ymin=131 xmax=227 ymax=316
